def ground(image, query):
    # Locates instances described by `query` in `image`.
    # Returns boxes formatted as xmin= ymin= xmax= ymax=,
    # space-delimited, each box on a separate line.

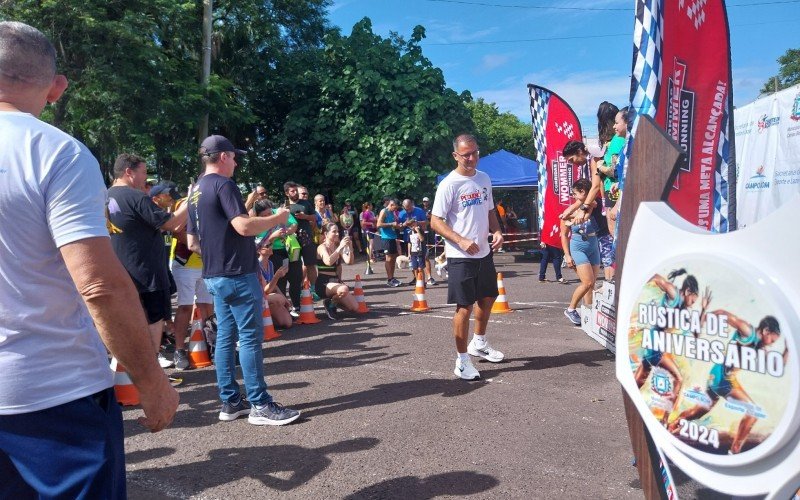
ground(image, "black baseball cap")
xmin=200 ymin=135 xmax=246 ymax=156
xmin=150 ymin=184 xmax=180 ymax=200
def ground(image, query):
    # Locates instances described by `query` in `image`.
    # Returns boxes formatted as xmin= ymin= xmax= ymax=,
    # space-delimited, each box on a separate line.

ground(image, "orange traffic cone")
xmin=262 ymin=295 xmax=281 ymax=341
xmin=353 ymin=274 xmax=369 ymax=314
xmin=410 ymin=269 xmax=431 ymax=312
xmin=188 ymin=306 xmax=213 ymax=367
xmin=296 ymin=280 xmax=321 ymax=324
xmin=110 ymin=357 xmax=139 ymax=406
xmin=491 ymin=272 xmax=513 ymax=313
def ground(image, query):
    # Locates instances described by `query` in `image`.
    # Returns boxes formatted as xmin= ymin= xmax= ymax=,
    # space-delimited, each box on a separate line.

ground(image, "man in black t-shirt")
xmin=283 ymin=181 xmax=318 ymax=301
xmin=187 ymin=135 xmax=300 ymax=426
xmin=108 ymin=154 xmax=188 ymax=369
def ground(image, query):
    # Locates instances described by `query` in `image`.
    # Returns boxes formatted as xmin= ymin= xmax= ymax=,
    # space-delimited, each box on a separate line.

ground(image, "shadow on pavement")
xmin=129 ymin=437 xmax=379 ymax=495
xmin=343 ymin=471 xmax=500 ymax=499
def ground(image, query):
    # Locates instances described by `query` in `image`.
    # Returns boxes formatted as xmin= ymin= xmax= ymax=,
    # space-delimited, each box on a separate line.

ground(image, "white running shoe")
xmin=467 ymin=338 xmax=505 ymax=363
xmin=454 ymin=357 xmax=480 ymax=380
xmin=158 ymin=352 xmax=174 ymax=369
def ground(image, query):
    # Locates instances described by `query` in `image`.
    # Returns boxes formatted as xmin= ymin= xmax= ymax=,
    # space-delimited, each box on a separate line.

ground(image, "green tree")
xmin=466 ymin=98 xmax=535 ymax=158
xmin=274 ymin=19 xmax=473 ymax=204
xmin=761 ymin=48 xmax=800 ymax=94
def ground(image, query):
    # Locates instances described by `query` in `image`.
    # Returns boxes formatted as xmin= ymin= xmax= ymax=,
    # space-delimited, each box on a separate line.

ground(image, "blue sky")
xmin=327 ymin=0 xmax=799 ymax=137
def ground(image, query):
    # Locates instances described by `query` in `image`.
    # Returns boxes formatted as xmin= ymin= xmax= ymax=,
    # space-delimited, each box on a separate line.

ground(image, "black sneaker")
xmin=219 ymin=396 xmax=251 ymax=421
xmin=405 ymin=277 xmax=416 ymax=286
xmin=248 ymin=401 xmax=301 ymax=426
xmin=323 ymin=298 xmax=338 ymax=320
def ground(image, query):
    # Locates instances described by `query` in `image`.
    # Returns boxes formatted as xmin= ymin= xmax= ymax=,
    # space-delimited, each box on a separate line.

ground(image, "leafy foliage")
xmin=761 ymin=48 xmax=800 ymax=94
xmin=466 ymin=98 xmax=535 ymax=159
xmin=2 ymin=4 xmax=481 ymax=204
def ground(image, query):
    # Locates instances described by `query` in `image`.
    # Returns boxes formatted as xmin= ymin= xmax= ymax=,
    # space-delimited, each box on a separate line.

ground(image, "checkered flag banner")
xmin=623 ymin=0 xmax=736 ymax=232
xmin=529 ymin=85 xmax=550 ymax=236
xmin=528 ymin=84 xmax=583 ymax=248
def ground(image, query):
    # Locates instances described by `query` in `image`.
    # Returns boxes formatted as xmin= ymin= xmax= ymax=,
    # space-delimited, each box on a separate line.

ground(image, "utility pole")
xmin=199 ymin=0 xmax=212 ymax=143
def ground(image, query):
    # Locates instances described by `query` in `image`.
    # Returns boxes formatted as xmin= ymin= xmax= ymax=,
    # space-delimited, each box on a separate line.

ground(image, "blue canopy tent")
xmin=436 ymin=149 xmax=538 ymax=187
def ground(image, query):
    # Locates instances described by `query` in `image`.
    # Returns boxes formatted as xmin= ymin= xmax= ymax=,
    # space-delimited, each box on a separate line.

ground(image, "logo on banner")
xmin=680 ymin=0 xmax=709 ymax=29
xmin=757 ymin=113 xmax=780 ymax=132
xmin=554 ymin=120 xmax=576 ymax=139
xmin=791 ymin=93 xmax=800 ymax=122
xmin=550 ymin=153 xmax=574 ymax=205
xmin=745 ymin=166 xmax=770 ymax=191
xmin=666 ymin=59 xmax=695 ymax=174
xmin=628 ymin=259 xmax=792 ymax=458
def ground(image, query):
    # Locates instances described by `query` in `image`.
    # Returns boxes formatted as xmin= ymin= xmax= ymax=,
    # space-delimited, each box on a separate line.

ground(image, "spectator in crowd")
xmin=538 ymin=242 xmax=565 ymax=283
xmin=252 ymin=202 xmax=294 ymax=330
xmin=316 ymin=222 xmax=358 ymax=319
xmin=253 ymin=198 xmax=302 ymax=319
xmin=169 ymin=190 xmax=214 ymax=370
xmin=494 ymin=199 xmax=507 ymax=253
xmin=108 ymin=153 xmax=189 ymax=370
xmin=504 ymin=202 xmax=519 ymax=251
xmin=187 ymin=135 xmax=299 ymax=426
xmin=298 ymin=185 xmax=310 ymax=201
xmin=244 ymin=184 xmax=268 ymax=213
xmin=560 ymin=178 xmax=601 ymax=326
xmin=431 ymin=134 xmax=505 ymax=381
xmin=407 ymin=222 xmax=427 ymax=283
xmin=360 ymin=202 xmax=377 ymax=262
xmin=600 ymin=106 xmax=628 ymax=239
xmin=340 ymin=199 xmax=363 ymax=255
xmin=0 ymin=21 xmax=177 ymax=498
xmin=376 ymin=198 xmax=402 ymax=287
xmin=314 ymin=194 xmax=338 ymax=227
xmin=399 ymin=198 xmax=435 ymax=285
xmin=284 ymin=181 xmax=318 ymax=300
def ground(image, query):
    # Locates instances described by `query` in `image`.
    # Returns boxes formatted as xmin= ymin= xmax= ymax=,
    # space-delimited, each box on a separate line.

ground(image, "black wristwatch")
xmin=580 ymin=204 xmax=589 ymax=211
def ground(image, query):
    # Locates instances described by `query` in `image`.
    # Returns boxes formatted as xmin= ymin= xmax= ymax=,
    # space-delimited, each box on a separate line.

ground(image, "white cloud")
xmin=477 ymin=54 xmax=511 ymax=73
xmin=474 ymin=70 xmax=631 ymax=133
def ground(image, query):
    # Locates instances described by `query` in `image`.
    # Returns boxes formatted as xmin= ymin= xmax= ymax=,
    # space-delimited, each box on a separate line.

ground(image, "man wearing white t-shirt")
xmin=0 ymin=22 xmax=177 ymax=498
xmin=431 ymin=134 xmax=505 ymax=380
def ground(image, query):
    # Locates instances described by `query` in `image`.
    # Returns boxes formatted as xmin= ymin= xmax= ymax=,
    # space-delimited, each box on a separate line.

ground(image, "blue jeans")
xmin=204 ymin=273 xmax=272 ymax=407
xmin=0 ymin=388 xmax=125 ymax=499
xmin=538 ymin=245 xmax=563 ymax=280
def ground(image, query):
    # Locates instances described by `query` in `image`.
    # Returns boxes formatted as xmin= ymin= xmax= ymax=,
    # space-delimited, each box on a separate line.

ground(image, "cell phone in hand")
xmin=282 ymin=258 xmax=289 ymax=268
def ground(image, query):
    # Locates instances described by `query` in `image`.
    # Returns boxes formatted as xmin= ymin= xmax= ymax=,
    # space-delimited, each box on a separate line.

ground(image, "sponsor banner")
xmin=734 ymin=84 xmax=800 ymax=228
xmin=627 ymin=0 xmax=736 ymax=232
xmin=528 ymin=85 xmax=583 ymax=248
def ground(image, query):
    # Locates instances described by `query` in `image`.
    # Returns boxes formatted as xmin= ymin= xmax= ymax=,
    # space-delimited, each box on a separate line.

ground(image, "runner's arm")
xmin=60 ymin=237 xmax=178 ymax=432
xmin=488 ymin=208 xmax=504 ymax=251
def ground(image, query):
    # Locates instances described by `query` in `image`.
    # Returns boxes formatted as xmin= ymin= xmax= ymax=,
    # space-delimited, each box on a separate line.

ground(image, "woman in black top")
xmin=316 ymin=222 xmax=358 ymax=319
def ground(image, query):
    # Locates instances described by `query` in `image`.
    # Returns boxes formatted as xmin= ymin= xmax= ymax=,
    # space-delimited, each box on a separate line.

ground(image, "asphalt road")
xmin=125 ymin=252 xmax=642 ymax=499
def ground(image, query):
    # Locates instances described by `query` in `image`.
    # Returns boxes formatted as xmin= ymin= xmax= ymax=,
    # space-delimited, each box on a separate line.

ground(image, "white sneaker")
xmin=158 ymin=352 xmax=174 ymax=369
xmin=467 ymin=338 xmax=504 ymax=363
xmin=454 ymin=357 xmax=480 ymax=380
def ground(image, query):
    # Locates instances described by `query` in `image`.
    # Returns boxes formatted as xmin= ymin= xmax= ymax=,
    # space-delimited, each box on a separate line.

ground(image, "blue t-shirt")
xmin=187 ymin=173 xmax=257 ymax=278
xmin=398 ymin=206 xmax=427 ymax=241
xmin=378 ymin=209 xmax=398 ymax=240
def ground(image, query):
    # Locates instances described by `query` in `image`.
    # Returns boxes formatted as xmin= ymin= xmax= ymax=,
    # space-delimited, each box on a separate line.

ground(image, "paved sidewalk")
xmin=125 ymin=253 xmax=641 ymax=499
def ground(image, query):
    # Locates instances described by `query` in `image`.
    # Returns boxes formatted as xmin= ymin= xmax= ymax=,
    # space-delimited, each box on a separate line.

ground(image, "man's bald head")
xmin=0 ymin=21 xmax=57 ymax=89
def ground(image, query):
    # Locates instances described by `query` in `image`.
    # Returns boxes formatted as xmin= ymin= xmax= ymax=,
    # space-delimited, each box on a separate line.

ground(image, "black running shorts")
xmin=139 ymin=289 xmax=172 ymax=325
xmin=446 ymin=253 xmax=498 ymax=306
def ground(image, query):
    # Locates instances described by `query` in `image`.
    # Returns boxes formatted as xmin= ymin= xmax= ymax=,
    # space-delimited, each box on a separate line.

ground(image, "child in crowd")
xmin=408 ymin=222 xmax=425 ymax=281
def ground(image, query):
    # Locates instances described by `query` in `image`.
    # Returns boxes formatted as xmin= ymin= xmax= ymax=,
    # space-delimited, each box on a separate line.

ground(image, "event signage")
xmin=528 ymin=85 xmax=583 ymax=248
xmin=617 ymin=201 xmax=800 ymax=495
xmin=627 ymin=0 xmax=736 ymax=233
xmin=734 ymin=84 xmax=800 ymax=228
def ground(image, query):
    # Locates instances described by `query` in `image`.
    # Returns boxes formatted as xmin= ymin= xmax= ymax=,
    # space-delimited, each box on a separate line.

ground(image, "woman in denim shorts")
xmin=560 ymin=178 xmax=601 ymax=326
